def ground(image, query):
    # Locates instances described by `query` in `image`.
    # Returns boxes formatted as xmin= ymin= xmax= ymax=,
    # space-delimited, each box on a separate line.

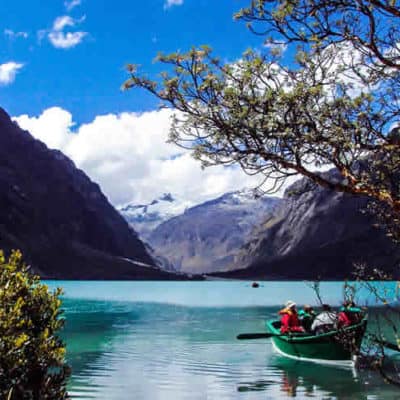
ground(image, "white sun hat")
xmin=285 ymin=300 xmax=296 ymax=309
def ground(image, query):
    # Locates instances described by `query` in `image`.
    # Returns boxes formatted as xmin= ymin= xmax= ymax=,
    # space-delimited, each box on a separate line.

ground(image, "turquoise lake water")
xmin=46 ymin=281 xmax=400 ymax=399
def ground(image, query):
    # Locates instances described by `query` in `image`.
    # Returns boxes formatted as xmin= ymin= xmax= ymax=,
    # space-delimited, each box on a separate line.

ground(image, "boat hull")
xmin=266 ymin=318 xmax=367 ymax=365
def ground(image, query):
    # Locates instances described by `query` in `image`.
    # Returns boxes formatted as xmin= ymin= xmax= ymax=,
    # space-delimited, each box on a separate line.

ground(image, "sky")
xmin=1 ymin=0 xmax=286 ymax=211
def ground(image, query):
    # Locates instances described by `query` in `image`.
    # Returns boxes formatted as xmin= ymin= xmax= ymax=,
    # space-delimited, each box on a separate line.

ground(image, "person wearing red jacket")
xmin=279 ymin=301 xmax=305 ymax=334
xmin=338 ymin=301 xmax=362 ymax=327
xmin=338 ymin=310 xmax=352 ymax=327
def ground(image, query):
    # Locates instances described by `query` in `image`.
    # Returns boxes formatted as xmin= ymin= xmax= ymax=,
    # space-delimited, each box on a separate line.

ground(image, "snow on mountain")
xmin=118 ymin=193 xmax=187 ymax=238
xmin=220 ymin=169 xmax=400 ymax=280
xmin=147 ymin=190 xmax=283 ymax=274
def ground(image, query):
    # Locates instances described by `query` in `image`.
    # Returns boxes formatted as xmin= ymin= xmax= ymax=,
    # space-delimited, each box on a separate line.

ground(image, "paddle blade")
xmin=236 ymin=333 xmax=274 ymax=340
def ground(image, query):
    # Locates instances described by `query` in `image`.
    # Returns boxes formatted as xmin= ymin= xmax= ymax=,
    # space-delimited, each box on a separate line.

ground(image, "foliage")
xmin=236 ymin=0 xmax=400 ymax=67
xmin=124 ymin=3 xmax=400 ymax=381
xmin=309 ymin=278 xmax=400 ymax=385
xmin=0 ymin=250 xmax=69 ymax=400
xmin=123 ymin=0 xmax=400 ymax=231
xmin=349 ymin=276 xmax=400 ymax=385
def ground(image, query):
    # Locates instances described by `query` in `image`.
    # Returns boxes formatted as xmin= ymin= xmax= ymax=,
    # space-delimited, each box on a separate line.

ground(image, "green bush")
xmin=0 ymin=250 xmax=69 ymax=399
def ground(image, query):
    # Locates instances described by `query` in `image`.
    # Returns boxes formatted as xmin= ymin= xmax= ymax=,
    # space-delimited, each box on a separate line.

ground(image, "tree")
xmin=123 ymin=0 xmax=400 ymax=237
xmin=124 ymin=1 xmax=400 ymax=382
xmin=0 ymin=250 xmax=69 ymax=400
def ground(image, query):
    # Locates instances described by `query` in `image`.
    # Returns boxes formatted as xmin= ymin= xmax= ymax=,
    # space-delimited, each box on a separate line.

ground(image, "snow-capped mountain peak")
xmin=118 ymin=193 xmax=180 ymax=238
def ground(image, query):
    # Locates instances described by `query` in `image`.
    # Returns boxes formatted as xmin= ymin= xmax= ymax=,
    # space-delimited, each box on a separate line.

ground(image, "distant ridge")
xmin=146 ymin=190 xmax=282 ymax=274
xmin=218 ymin=170 xmax=400 ymax=280
xmin=124 ymin=169 xmax=400 ymax=279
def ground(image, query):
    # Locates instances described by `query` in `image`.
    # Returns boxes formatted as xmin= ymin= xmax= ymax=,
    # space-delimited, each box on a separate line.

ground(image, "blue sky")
xmin=1 ymin=0 xmax=261 ymax=124
xmin=3 ymin=0 xmax=296 ymax=216
xmin=1 ymin=0 xmax=388 ymax=220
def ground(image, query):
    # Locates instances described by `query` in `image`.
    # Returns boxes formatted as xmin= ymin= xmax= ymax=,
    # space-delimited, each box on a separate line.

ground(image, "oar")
xmin=374 ymin=339 xmax=400 ymax=352
xmin=366 ymin=334 xmax=400 ymax=352
xmin=237 ymin=332 xmax=277 ymax=340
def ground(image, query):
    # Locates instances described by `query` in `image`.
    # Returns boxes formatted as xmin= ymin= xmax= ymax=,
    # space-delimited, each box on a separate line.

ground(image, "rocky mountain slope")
xmin=0 ymin=107 xmax=180 ymax=280
xmin=147 ymin=191 xmax=282 ymax=274
xmin=219 ymin=171 xmax=400 ymax=280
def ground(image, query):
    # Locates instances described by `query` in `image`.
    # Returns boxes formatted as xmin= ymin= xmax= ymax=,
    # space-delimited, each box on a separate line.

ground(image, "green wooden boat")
xmin=266 ymin=317 xmax=367 ymax=367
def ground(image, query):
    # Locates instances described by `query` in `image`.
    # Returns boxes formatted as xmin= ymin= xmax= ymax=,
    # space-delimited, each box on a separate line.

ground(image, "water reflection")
xmin=57 ymin=285 xmax=400 ymax=400
xmin=272 ymin=358 xmax=362 ymax=399
xmin=280 ymin=368 xmax=300 ymax=397
xmin=238 ymin=356 xmax=400 ymax=399
xmin=62 ymin=298 xmax=142 ymax=397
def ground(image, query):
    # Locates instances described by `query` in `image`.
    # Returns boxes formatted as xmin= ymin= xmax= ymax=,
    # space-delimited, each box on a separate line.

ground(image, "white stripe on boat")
xmin=271 ymin=340 xmax=356 ymax=368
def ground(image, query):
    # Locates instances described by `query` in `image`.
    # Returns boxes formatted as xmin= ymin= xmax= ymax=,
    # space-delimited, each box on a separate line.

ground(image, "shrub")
xmin=0 ymin=250 xmax=69 ymax=399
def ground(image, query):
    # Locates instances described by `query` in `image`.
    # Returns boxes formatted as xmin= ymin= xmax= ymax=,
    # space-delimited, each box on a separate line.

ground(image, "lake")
xmin=46 ymin=281 xmax=400 ymax=399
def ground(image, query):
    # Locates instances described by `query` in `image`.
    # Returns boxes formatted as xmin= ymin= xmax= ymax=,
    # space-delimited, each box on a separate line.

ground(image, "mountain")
xmin=0 ymin=107 xmax=181 ymax=280
xmin=119 ymin=193 xmax=178 ymax=239
xmin=147 ymin=190 xmax=282 ymax=274
xmin=219 ymin=170 xmax=400 ymax=280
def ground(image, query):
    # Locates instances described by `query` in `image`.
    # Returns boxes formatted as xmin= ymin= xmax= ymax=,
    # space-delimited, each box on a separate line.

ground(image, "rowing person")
xmin=338 ymin=300 xmax=362 ymax=327
xmin=298 ymin=305 xmax=316 ymax=332
xmin=279 ymin=301 xmax=305 ymax=334
xmin=311 ymin=304 xmax=338 ymax=334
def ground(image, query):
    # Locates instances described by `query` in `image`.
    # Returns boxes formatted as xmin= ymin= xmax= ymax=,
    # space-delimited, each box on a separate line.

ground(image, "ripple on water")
xmin=62 ymin=283 xmax=400 ymax=400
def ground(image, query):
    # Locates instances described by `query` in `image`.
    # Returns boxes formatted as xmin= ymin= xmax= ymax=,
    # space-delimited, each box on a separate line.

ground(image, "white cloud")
xmin=164 ymin=0 xmax=184 ymax=9
xmin=13 ymin=107 xmax=266 ymax=210
xmin=14 ymin=107 xmax=73 ymax=149
xmin=53 ymin=16 xmax=76 ymax=32
xmin=264 ymin=41 xmax=287 ymax=54
xmin=65 ymin=0 xmax=81 ymax=11
xmin=4 ymin=29 xmax=28 ymax=39
xmin=44 ymin=15 xmax=87 ymax=49
xmin=0 ymin=62 xmax=24 ymax=85
xmin=48 ymin=31 xmax=87 ymax=49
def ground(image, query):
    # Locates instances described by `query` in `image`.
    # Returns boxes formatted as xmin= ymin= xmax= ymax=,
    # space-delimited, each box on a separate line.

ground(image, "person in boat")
xmin=311 ymin=304 xmax=338 ymax=334
xmin=279 ymin=301 xmax=305 ymax=334
xmin=298 ymin=305 xmax=315 ymax=332
xmin=338 ymin=301 xmax=362 ymax=327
